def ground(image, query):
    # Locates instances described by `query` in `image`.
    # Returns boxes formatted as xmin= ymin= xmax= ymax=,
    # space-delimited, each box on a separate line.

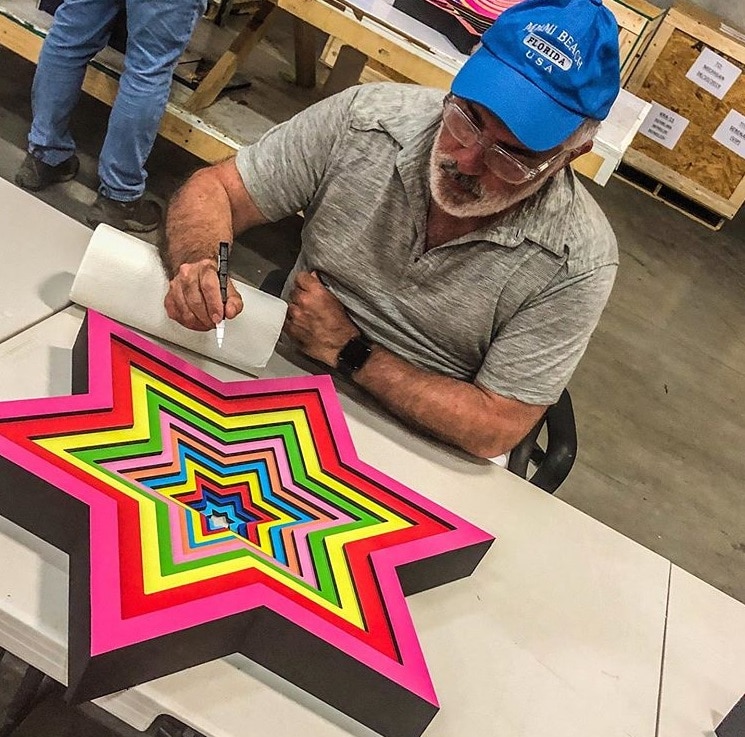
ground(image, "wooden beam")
xmin=293 ymin=17 xmax=317 ymax=88
xmin=183 ymin=0 xmax=277 ymax=113
xmin=277 ymin=0 xmax=456 ymax=89
xmin=623 ymin=148 xmax=737 ymax=218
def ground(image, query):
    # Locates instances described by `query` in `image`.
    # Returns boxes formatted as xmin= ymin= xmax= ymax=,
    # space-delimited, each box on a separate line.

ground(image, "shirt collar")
xmin=478 ymin=170 xmax=577 ymax=256
xmin=383 ymin=108 xmax=441 ymax=246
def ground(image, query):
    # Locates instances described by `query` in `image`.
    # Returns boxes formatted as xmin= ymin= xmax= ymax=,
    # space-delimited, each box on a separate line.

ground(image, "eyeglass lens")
xmin=442 ymin=102 xmax=542 ymax=184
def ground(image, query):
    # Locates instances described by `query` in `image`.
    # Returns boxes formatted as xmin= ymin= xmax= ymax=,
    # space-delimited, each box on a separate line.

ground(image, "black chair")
xmin=260 ymin=267 xmax=290 ymax=297
xmin=507 ymin=388 xmax=577 ymax=494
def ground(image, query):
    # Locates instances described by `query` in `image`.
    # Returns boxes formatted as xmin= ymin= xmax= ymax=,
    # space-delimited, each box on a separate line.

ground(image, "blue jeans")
xmin=29 ymin=0 xmax=207 ymax=201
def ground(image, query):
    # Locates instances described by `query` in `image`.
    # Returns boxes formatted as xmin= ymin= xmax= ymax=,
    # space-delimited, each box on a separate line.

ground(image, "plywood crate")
xmin=606 ymin=0 xmax=666 ymax=84
xmin=622 ymin=3 xmax=745 ymax=228
xmin=320 ymin=0 xmax=664 ymax=87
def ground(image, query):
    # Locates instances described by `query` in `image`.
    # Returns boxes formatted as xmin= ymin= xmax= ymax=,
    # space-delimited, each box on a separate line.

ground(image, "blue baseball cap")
xmin=451 ymin=0 xmax=621 ymax=151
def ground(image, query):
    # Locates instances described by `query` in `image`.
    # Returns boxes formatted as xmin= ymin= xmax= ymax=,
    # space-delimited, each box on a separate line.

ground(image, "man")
xmin=161 ymin=0 xmax=620 ymax=459
xmin=15 ymin=0 xmax=207 ymax=232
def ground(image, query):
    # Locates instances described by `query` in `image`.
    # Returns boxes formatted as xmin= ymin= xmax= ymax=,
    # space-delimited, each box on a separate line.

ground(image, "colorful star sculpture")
xmin=0 ymin=311 xmax=494 ymax=737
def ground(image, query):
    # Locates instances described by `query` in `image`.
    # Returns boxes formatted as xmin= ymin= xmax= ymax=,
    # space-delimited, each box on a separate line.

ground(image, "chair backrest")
xmin=259 ymin=268 xmax=289 ymax=297
xmin=507 ymin=388 xmax=577 ymax=494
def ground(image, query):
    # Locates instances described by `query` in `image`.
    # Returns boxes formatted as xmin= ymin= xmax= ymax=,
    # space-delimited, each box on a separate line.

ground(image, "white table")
xmin=0 ymin=305 xmax=675 ymax=737
xmin=5 ymin=310 xmax=745 ymax=737
xmin=0 ymin=178 xmax=90 ymax=342
xmin=3 ymin=312 xmax=745 ymax=737
xmin=0 ymin=187 xmax=745 ymax=737
xmin=2 ymin=177 xmax=745 ymax=737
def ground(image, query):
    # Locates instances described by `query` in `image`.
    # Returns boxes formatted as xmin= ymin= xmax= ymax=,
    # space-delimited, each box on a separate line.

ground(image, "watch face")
xmin=338 ymin=337 xmax=372 ymax=376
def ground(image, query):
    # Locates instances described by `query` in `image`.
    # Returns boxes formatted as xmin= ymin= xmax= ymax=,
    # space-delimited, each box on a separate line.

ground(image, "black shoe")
xmin=15 ymin=153 xmax=79 ymax=191
xmin=87 ymin=194 xmax=163 ymax=233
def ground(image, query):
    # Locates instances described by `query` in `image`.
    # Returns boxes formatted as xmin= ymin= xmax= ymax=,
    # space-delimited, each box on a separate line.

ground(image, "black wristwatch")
xmin=336 ymin=335 xmax=373 ymax=378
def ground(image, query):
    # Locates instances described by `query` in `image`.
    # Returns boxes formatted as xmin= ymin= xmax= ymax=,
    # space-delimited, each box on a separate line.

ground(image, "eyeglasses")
xmin=441 ymin=96 xmax=565 ymax=184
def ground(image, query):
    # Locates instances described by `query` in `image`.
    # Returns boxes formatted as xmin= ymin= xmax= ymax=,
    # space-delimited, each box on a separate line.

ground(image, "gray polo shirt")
xmin=236 ymin=83 xmax=617 ymax=405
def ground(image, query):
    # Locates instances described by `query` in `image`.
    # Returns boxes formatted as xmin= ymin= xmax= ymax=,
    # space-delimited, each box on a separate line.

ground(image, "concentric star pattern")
xmin=0 ymin=311 xmax=493 ymax=737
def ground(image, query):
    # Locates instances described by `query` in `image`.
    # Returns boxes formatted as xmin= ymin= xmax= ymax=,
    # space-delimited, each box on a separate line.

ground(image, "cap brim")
xmin=451 ymin=46 xmax=585 ymax=152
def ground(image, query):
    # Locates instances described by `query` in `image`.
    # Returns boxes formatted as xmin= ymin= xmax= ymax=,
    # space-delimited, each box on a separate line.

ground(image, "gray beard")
xmin=428 ymin=146 xmax=546 ymax=219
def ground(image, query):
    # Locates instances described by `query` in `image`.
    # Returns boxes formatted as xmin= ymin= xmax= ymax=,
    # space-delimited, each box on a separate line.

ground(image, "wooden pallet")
xmin=614 ymin=162 xmax=727 ymax=230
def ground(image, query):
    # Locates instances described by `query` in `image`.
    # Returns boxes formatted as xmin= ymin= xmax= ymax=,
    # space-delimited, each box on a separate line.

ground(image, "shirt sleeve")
xmin=234 ymin=86 xmax=361 ymax=222
xmin=476 ymin=264 xmax=617 ymax=405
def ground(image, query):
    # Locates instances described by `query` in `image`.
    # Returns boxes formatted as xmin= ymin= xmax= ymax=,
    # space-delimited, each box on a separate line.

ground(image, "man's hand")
xmin=285 ymin=271 xmax=359 ymax=366
xmin=164 ymin=258 xmax=243 ymax=331
xmin=161 ymin=158 xmax=268 ymax=331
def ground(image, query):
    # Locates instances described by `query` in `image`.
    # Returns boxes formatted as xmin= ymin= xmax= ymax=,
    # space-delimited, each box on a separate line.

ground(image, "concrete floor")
xmin=0 ymin=19 xmax=744 ymax=695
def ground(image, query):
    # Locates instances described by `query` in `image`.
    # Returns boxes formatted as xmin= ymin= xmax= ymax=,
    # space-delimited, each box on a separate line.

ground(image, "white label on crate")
xmin=712 ymin=110 xmax=745 ymax=159
xmin=686 ymin=48 xmax=741 ymax=100
xmin=639 ymin=102 xmax=690 ymax=150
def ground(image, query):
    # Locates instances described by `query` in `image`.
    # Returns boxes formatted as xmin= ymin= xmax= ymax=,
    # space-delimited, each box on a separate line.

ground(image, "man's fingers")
xmin=293 ymin=271 xmax=320 ymax=291
xmin=197 ymin=266 xmax=225 ymax=325
xmin=225 ymin=281 xmax=243 ymax=320
xmin=164 ymin=290 xmax=180 ymax=322
xmin=169 ymin=260 xmax=217 ymax=329
xmin=289 ymin=281 xmax=318 ymax=309
xmin=165 ymin=283 xmax=212 ymax=331
xmin=165 ymin=260 xmax=236 ymax=332
xmin=182 ymin=276 xmax=215 ymax=329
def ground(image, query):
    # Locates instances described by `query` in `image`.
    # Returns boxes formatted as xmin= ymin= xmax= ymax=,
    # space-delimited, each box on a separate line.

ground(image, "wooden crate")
xmin=320 ymin=0 xmax=664 ymax=88
xmin=623 ymin=3 xmax=745 ymax=225
xmin=605 ymin=0 xmax=666 ymax=84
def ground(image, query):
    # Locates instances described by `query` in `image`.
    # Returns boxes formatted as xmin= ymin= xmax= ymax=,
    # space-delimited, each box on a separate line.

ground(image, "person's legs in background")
xmin=87 ymin=0 xmax=207 ymax=232
xmin=15 ymin=0 xmax=121 ymax=191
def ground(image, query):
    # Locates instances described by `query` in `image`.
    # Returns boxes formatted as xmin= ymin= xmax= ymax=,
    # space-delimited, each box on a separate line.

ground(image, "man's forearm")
xmin=351 ymin=345 xmax=544 ymax=459
xmin=283 ymin=271 xmax=547 ymax=458
xmin=162 ymin=168 xmax=234 ymax=279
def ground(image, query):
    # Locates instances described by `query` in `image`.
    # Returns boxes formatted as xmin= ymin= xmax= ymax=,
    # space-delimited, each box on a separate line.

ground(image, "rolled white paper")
xmin=70 ymin=224 xmax=287 ymax=371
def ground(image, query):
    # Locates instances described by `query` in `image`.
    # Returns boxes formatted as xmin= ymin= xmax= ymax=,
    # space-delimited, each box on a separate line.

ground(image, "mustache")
xmin=438 ymin=160 xmax=482 ymax=197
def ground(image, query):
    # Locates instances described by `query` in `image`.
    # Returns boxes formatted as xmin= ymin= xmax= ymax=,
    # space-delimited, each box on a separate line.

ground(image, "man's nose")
xmin=453 ymin=142 xmax=487 ymax=176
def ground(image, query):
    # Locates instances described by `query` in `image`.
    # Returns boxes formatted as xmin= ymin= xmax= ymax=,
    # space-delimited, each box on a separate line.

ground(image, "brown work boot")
xmin=87 ymin=194 xmax=162 ymax=233
xmin=15 ymin=153 xmax=79 ymax=191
